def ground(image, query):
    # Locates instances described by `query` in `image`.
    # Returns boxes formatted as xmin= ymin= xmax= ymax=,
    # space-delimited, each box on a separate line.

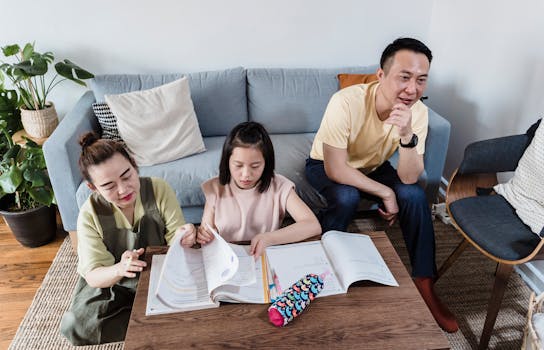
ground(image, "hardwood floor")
xmin=0 ymin=216 xmax=66 ymax=350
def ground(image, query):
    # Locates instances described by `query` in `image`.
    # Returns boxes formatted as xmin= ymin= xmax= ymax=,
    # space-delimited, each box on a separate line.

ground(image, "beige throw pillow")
xmin=105 ymin=77 xmax=205 ymax=166
xmin=494 ymin=122 xmax=544 ymax=235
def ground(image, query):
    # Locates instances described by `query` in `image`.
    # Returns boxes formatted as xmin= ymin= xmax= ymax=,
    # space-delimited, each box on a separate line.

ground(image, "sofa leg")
xmin=68 ymin=231 xmax=78 ymax=254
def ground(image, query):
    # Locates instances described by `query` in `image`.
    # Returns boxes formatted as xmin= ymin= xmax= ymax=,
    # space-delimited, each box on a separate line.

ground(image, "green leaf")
xmin=2 ymin=44 xmax=20 ymax=57
xmin=13 ymin=56 xmax=48 ymax=77
xmin=21 ymin=43 xmax=34 ymax=60
xmin=55 ymin=60 xmax=94 ymax=86
xmin=3 ymin=144 xmax=21 ymax=162
xmin=27 ymin=186 xmax=53 ymax=206
xmin=23 ymin=168 xmax=47 ymax=187
xmin=0 ymin=163 xmax=23 ymax=193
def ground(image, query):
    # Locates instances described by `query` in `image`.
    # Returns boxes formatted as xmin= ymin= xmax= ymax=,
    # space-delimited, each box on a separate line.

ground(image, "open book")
xmin=146 ymin=230 xmax=269 ymax=316
xmin=265 ymin=231 xmax=398 ymax=298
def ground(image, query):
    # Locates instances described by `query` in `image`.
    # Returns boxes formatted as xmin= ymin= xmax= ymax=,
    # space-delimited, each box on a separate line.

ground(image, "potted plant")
xmin=0 ymin=42 xmax=94 ymax=138
xmin=0 ymin=117 xmax=57 ymax=247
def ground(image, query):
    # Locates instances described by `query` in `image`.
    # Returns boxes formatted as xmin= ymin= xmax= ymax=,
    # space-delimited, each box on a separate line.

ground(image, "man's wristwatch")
xmin=399 ymin=133 xmax=418 ymax=148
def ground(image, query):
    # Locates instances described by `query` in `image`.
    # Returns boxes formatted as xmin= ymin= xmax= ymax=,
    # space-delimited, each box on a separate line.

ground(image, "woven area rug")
xmin=10 ymin=217 xmax=531 ymax=349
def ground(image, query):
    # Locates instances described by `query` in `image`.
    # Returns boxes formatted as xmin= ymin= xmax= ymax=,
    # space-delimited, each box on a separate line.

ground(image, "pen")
xmin=272 ymin=269 xmax=282 ymax=294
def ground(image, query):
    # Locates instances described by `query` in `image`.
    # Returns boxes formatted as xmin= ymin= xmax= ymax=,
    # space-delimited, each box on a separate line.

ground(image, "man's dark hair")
xmin=219 ymin=121 xmax=275 ymax=193
xmin=380 ymin=37 xmax=433 ymax=72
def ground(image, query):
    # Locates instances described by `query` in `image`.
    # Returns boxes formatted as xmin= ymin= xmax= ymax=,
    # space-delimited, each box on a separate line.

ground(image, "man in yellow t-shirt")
xmin=305 ymin=38 xmax=458 ymax=333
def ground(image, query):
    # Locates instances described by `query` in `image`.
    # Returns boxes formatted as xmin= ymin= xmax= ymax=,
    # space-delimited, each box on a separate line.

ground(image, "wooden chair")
xmin=438 ymin=120 xmax=543 ymax=349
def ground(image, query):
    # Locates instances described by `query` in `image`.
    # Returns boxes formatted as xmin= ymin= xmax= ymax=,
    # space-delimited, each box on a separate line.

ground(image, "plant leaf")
xmin=0 ymin=163 xmax=23 ymax=193
xmin=55 ymin=60 xmax=94 ymax=86
xmin=21 ymin=43 xmax=34 ymax=60
xmin=2 ymin=44 xmax=20 ymax=57
xmin=23 ymin=168 xmax=47 ymax=187
xmin=27 ymin=186 xmax=53 ymax=206
xmin=13 ymin=55 xmax=48 ymax=77
xmin=3 ymin=144 xmax=21 ymax=162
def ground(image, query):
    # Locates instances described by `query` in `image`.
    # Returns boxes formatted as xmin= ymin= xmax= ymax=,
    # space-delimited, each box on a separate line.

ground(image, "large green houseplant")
xmin=0 ymin=42 xmax=94 ymax=138
xmin=0 ymin=115 xmax=57 ymax=247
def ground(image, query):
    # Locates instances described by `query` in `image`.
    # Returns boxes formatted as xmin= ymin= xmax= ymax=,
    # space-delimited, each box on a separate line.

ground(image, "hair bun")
xmin=79 ymin=132 xmax=100 ymax=149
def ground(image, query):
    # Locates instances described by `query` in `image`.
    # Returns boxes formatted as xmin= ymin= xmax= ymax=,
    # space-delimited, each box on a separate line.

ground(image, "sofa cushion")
xmin=90 ymin=67 xmax=248 ymax=137
xmin=337 ymin=73 xmax=378 ymax=89
xmin=105 ymin=77 xmax=206 ymax=166
xmin=92 ymin=103 xmax=124 ymax=142
xmin=247 ymin=66 xmax=377 ymax=134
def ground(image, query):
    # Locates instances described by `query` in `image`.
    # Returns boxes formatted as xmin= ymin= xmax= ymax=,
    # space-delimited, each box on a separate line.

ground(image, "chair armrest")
xmin=423 ymin=108 xmax=451 ymax=202
xmin=458 ymin=134 xmax=529 ymax=175
xmin=43 ymin=91 xmax=98 ymax=231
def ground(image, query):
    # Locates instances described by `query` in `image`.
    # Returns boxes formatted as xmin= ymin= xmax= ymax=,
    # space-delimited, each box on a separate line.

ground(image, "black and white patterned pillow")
xmin=92 ymin=102 xmax=124 ymax=142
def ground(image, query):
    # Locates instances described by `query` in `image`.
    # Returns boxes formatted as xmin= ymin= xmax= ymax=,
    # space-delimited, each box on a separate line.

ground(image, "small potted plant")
xmin=0 ymin=117 xmax=57 ymax=247
xmin=0 ymin=42 xmax=94 ymax=138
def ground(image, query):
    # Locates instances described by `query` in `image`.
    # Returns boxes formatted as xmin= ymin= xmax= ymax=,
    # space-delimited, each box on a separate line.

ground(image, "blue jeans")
xmin=305 ymin=158 xmax=437 ymax=278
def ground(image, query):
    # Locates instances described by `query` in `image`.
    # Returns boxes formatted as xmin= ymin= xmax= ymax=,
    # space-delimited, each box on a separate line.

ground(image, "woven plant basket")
xmin=522 ymin=292 xmax=544 ymax=350
xmin=21 ymin=102 xmax=59 ymax=138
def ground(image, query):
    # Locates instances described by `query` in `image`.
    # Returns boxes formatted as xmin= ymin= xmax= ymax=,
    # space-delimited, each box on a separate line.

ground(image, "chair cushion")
xmin=450 ymin=194 xmax=541 ymax=261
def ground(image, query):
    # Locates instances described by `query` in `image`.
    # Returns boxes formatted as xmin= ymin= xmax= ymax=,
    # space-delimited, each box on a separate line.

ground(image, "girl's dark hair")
xmin=219 ymin=122 xmax=275 ymax=193
xmin=78 ymin=132 xmax=137 ymax=183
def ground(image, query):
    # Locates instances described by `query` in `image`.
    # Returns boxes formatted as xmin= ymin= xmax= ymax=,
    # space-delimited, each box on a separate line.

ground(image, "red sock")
xmin=414 ymin=277 xmax=459 ymax=333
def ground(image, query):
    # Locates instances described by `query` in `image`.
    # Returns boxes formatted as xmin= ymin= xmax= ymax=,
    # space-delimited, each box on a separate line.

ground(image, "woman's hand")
xmin=117 ymin=248 xmax=146 ymax=278
xmin=177 ymin=223 xmax=197 ymax=247
xmin=250 ymin=233 xmax=271 ymax=258
xmin=197 ymin=223 xmax=216 ymax=245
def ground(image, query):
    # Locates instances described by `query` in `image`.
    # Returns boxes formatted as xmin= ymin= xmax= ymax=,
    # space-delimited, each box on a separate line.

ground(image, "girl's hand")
xmin=117 ymin=248 xmax=146 ymax=278
xmin=197 ymin=223 xmax=216 ymax=245
xmin=178 ymin=224 xmax=197 ymax=247
xmin=250 ymin=233 xmax=270 ymax=259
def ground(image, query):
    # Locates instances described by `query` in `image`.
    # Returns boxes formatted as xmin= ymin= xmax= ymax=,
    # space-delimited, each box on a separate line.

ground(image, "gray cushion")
xmin=449 ymin=195 xmax=541 ymax=261
xmin=90 ymin=67 xmax=248 ymax=137
xmin=247 ymin=66 xmax=377 ymax=134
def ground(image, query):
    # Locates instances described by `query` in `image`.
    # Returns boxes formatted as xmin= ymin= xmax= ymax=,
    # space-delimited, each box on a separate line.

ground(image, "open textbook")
xmin=146 ymin=230 xmax=269 ymax=316
xmin=265 ymin=231 xmax=398 ymax=298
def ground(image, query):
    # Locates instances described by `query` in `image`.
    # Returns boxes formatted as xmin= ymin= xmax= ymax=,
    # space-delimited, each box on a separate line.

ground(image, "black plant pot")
xmin=0 ymin=203 xmax=57 ymax=248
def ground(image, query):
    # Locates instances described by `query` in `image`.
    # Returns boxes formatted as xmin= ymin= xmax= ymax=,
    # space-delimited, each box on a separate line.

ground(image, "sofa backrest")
xmin=246 ymin=65 xmax=378 ymax=134
xmin=90 ymin=67 xmax=248 ymax=137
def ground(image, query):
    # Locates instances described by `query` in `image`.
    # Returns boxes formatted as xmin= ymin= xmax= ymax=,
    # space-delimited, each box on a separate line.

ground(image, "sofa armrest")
xmin=43 ymin=91 xmax=98 ymax=231
xmin=423 ymin=108 xmax=451 ymax=203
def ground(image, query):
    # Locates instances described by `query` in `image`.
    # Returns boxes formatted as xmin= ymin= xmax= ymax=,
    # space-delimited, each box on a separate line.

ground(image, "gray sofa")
xmin=43 ymin=66 xmax=450 ymax=232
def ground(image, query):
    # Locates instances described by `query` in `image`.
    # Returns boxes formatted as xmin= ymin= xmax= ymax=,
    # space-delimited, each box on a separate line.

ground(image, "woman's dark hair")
xmin=219 ymin=122 xmax=275 ymax=193
xmin=78 ymin=132 xmax=137 ymax=183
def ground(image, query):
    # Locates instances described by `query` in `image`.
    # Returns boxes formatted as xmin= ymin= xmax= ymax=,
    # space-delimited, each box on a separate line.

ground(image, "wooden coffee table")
xmin=125 ymin=231 xmax=450 ymax=349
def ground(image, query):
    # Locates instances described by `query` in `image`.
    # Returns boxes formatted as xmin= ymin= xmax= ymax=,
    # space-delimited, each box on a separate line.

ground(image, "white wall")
xmin=427 ymin=0 xmax=544 ymax=177
xmin=3 ymin=0 xmax=432 ymax=117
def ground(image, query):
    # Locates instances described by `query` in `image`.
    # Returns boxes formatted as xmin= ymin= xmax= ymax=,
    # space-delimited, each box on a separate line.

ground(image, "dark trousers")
xmin=305 ymin=158 xmax=436 ymax=278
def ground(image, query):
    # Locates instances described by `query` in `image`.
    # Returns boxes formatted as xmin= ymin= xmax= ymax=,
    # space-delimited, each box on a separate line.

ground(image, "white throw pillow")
xmin=494 ymin=122 xmax=544 ymax=235
xmin=105 ymin=77 xmax=206 ymax=166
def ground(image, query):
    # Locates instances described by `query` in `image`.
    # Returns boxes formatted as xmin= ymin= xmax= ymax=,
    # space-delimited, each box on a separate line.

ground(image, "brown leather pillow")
xmin=337 ymin=73 xmax=378 ymax=89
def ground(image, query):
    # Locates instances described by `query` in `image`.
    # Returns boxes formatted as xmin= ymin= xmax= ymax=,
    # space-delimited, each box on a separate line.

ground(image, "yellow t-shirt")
xmin=76 ymin=177 xmax=185 ymax=276
xmin=310 ymin=81 xmax=428 ymax=174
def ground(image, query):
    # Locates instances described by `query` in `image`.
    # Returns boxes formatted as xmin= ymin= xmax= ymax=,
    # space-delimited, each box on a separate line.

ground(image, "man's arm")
xmin=396 ymin=145 xmax=424 ymax=184
xmin=385 ymin=103 xmax=424 ymax=184
xmin=323 ymin=143 xmax=398 ymax=222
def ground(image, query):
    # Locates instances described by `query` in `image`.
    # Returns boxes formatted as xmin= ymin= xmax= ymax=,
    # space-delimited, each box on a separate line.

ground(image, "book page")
xmin=265 ymin=241 xmax=345 ymax=297
xmin=147 ymin=255 xmax=217 ymax=315
xmin=154 ymin=232 xmax=217 ymax=310
xmin=223 ymin=244 xmax=256 ymax=287
xmin=212 ymin=246 xmax=269 ymax=304
xmin=322 ymin=231 xmax=398 ymax=289
xmin=201 ymin=230 xmax=240 ymax=292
